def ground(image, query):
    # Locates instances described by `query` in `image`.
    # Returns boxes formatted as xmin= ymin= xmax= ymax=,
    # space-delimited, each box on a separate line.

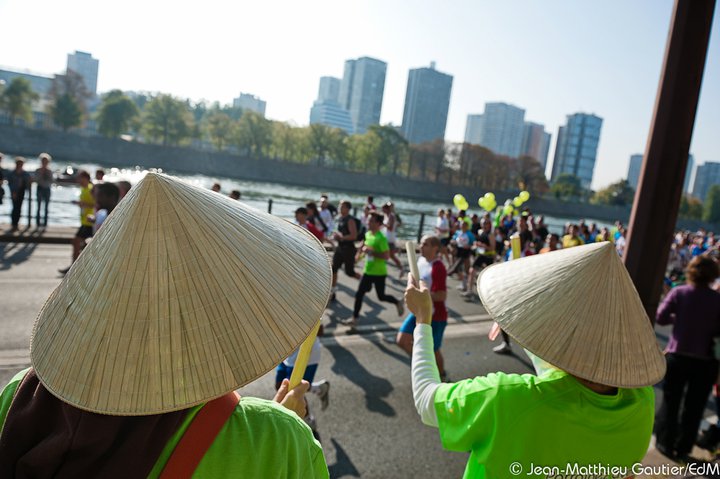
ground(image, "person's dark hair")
xmin=95 ymin=183 xmax=120 ymax=213
xmin=686 ymin=255 xmax=719 ymax=287
xmin=369 ymin=212 xmax=384 ymax=224
xmin=305 ymin=202 xmax=318 ymax=214
xmin=367 ymin=196 xmax=374 ymax=203
xmin=116 ymin=181 xmax=132 ymax=197
xmin=78 ymin=170 xmax=91 ymax=181
xmin=295 ymin=207 xmax=308 ymax=216
xmin=229 ymin=190 xmax=241 ymax=200
xmin=340 ymin=200 xmax=352 ymax=210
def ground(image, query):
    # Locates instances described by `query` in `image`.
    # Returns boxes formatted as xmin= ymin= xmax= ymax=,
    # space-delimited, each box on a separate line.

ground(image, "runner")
xmin=330 ymin=200 xmax=361 ymax=301
xmin=382 ymin=202 xmax=404 ymax=276
xmin=341 ymin=212 xmax=404 ymax=330
xmin=396 ymin=235 xmax=448 ymax=379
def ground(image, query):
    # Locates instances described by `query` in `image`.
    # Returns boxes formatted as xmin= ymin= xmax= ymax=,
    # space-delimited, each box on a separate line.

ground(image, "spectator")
xmin=34 ymin=153 xmax=53 ymax=227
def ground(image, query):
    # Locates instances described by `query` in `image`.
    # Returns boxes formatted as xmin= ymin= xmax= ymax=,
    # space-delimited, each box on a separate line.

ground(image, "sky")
xmin=1 ymin=0 xmax=718 ymax=190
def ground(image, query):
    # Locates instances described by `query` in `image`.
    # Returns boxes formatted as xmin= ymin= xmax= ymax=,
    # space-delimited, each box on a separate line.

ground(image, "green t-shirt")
xmin=0 ymin=369 xmax=328 ymax=479
xmin=434 ymin=369 xmax=654 ymax=479
xmin=363 ymin=230 xmax=389 ymax=276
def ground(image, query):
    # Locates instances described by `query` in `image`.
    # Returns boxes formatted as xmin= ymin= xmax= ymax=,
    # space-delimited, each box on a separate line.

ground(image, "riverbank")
xmin=2 ymin=124 xmax=717 ymax=232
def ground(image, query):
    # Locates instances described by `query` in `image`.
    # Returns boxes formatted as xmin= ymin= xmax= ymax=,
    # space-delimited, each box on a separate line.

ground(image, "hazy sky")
xmin=1 ymin=0 xmax=718 ymax=189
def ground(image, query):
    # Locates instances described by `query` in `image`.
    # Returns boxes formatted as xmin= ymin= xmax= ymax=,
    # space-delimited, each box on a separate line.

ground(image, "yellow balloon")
xmin=453 ymin=194 xmax=468 ymax=211
xmin=486 ymin=192 xmax=495 ymax=201
xmin=513 ymin=196 xmax=523 ymax=207
xmin=519 ymin=191 xmax=530 ymax=202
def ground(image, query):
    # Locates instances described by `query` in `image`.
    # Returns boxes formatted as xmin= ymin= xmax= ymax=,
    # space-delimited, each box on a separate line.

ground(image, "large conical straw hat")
xmin=31 ymin=172 xmax=332 ymax=415
xmin=476 ymin=242 xmax=665 ymax=388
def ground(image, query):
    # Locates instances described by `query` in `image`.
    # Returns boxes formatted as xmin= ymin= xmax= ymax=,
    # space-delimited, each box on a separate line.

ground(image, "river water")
xmin=0 ymin=158 xmax=611 ymax=239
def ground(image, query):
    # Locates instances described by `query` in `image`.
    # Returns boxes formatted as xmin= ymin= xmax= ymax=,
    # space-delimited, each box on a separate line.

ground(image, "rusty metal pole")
xmin=624 ymin=0 xmax=715 ymax=320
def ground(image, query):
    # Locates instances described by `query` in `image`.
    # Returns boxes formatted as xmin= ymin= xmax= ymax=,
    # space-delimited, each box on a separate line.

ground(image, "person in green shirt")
xmin=0 ymin=173 xmax=330 ymax=478
xmin=404 ymin=242 xmax=666 ymax=479
xmin=342 ymin=212 xmax=404 ymax=330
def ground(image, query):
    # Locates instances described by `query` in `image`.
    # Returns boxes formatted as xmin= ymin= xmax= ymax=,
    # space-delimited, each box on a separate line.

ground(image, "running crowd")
xmin=1 ymin=165 xmax=719 ymax=476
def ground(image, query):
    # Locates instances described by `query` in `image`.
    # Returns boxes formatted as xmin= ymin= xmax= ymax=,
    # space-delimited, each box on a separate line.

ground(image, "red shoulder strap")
xmin=160 ymin=391 xmax=240 ymax=479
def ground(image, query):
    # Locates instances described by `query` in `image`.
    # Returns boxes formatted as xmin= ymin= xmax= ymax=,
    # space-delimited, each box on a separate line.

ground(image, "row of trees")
xmin=2 ymin=78 xmax=718 ymax=223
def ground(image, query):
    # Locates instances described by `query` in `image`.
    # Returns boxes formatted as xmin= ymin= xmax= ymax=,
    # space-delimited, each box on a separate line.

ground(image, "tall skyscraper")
xmin=627 ymin=153 xmax=694 ymax=192
xmin=317 ymin=77 xmax=341 ymax=102
xmin=692 ymin=161 xmax=720 ymax=201
xmin=66 ymin=51 xmax=99 ymax=96
xmin=521 ymin=122 xmax=551 ymax=170
xmin=233 ymin=93 xmax=266 ymax=116
xmin=400 ymin=62 xmax=453 ymax=144
xmin=309 ymin=76 xmax=353 ymax=134
xmin=551 ymin=113 xmax=603 ymax=188
xmin=627 ymin=154 xmax=643 ymax=189
xmin=464 ymin=114 xmax=484 ymax=144
xmin=463 ymin=103 xmax=526 ymax=157
xmin=338 ymin=57 xmax=387 ymax=134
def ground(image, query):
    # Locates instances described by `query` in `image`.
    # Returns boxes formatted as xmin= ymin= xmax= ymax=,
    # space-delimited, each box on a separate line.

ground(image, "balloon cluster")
xmin=453 ymin=190 xmax=531 ymax=216
xmin=478 ymin=192 xmax=496 ymax=212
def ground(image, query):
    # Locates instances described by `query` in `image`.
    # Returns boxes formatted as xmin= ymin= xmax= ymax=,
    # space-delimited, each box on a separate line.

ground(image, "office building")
xmin=627 ymin=154 xmax=643 ymax=189
xmin=0 ymin=68 xmax=53 ymax=97
xmin=551 ymin=113 xmax=603 ymax=189
xmin=628 ymin=153 xmax=694 ymax=193
xmin=338 ymin=56 xmax=387 ymax=134
xmin=317 ymin=76 xmax=341 ymax=103
xmin=400 ymin=62 xmax=453 ymax=144
xmin=692 ymin=162 xmax=720 ymax=201
xmin=521 ymin=122 xmax=551 ymax=170
xmin=66 ymin=51 xmax=99 ymax=96
xmin=463 ymin=102 xmax=526 ymax=157
xmin=233 ymin=93 xmax=266 ymax=116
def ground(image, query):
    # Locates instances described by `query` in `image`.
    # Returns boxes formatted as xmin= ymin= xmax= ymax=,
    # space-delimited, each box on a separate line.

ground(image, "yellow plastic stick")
xmin=405 ymin=241 xmax=420 ymax=285
xmin=510 ymin=233 xmax=521 ymax=260
xmin=289 ymin=321 xmax=321 ymax=390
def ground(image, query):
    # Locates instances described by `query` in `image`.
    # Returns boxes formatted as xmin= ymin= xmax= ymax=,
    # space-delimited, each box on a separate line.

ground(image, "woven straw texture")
xmin=477 ymin=241 xmax=666 ymax=388
xmin=31 ymin=173 xmax=332 ymax=415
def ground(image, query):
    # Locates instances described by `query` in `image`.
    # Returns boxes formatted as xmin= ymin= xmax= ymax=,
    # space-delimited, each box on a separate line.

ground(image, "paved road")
xmin=0 ymin=242 xmax=713 ymax=478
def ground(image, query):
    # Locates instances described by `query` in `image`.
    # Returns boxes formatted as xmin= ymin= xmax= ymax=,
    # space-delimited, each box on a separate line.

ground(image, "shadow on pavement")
xmin=327 ymin=437 xmax=360 ymax=478
xmin=0 ymin=232 xmax=39 ymax=270
xmin=361 ymin=334 xmax=410 ymax=367
xmin=326 ymin=342 xmax=396 ymax=417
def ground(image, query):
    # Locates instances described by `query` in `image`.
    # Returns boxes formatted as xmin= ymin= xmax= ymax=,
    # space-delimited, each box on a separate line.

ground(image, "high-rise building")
xmin=551 ymin=113 xmax=603 ymax=189
xmin=692 ymin=161 xmax=720 ymax=201
xmin=338 ymin=57 xmax=387 ymax=134
xmin=400 ymin=62 xmax=453 ymax=144
xmin=317 ymin=77 xmax=340 ymax=103
xmin=627 ymin=154 xmax=643 ymax=189
xmin=521 ymin=122 xmax=551 ymax=170
xmin=233 ymin=93 xmax=266 ymax=116
xmin=464 ymin=114 xmax=484 ymax=145
xmin=627 ymin=153 xmax=694 ymax=193
xmin=309 ymin=76 xmax=353 ymax=134
xmin=684 ymin=154 xmax=695 ymax=195
xmin=66 ymin=51 xmax=99 ymax=96
xmin=464 ymin=102 xmax=526 ymax=157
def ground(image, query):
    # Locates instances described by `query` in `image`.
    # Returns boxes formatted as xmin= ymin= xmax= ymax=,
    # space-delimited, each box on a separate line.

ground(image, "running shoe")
xmin=493 ymin=342 xmax=512 ymax=355
xmin=315 ymin=380 xmax=330 ymax=411
xmin=58 ymin=266 xmax=71 ymax=275
xmin=395 ymin=301 xmax=404 ymax=317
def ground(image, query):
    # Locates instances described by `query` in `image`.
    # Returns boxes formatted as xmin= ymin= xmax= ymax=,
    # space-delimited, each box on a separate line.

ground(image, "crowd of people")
xmin=2 ymin=163 xmax=720 ymax=475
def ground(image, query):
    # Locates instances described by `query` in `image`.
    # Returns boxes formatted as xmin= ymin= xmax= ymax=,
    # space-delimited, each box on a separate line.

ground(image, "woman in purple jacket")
xmin=655 ymin=255 xmax=720 ymax=461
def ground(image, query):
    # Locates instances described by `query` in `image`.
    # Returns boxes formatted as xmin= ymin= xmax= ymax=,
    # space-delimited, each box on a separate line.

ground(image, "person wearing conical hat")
xmin=404 ymin=242 xmax=665 ymax=479
xmin=0 ymin=173 xmax=331 ymax=478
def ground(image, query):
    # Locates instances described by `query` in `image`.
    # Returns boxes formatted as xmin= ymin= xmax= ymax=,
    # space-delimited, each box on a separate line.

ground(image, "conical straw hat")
xmin=476 ymin=242 xmax=665 ymax=388
xmin=31 ymin=172 xmax=332 ymax=415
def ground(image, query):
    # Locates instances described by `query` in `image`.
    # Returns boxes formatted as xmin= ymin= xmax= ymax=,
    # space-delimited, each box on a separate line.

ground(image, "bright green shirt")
xmin=434 ymin=369 xmax=654 ymax=479
xmin=1 ymin=369 xmax=328 ymax=479
xmin=363 ymin=230 xmax=389 ymax=276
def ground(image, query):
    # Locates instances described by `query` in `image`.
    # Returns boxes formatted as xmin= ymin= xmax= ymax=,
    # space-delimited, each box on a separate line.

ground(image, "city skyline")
xmin=0 ymin=0 xmax=718 ymax=190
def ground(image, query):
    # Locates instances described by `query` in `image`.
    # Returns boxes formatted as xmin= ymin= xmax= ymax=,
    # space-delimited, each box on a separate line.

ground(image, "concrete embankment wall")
xmin=1 ymin=125 xmax=716 ymax=231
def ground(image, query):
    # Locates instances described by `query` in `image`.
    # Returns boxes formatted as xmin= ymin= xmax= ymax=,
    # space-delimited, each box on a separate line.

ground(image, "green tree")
xmin=231 ymin=111 xmax=272 ymax=158
xmin=96 ymin=90 xmax=139 ymax=138
xmin=51 ymin=94 xmax=83 ymax=131
xmin=703 ymin=185 xmax=720 ymax=223
xmin=679 ymin=194 xmax=703 ymax=220
xmin=368 ymin=125 xmax=408 ymax=175
xmin=49 ymin=70 xmax=90 ymax=131
xmin=550 ymin=173 xmax=585 ymax=200
xmin=515 ymin=155 xmax=550 ymax=194
xmin=270 ymin=121 xmax=301 ymax=161
xmin=590 ymin=179 xmax=636 ymax=206
xmin=204 ymin=110 xmax=233 ymax=150
xmin=0 ymin=77 xmax=38 ymax=125
xmin=307 ymin=124 xmax=335 ymax=166
xmin=142 ymin=94 xmax=194 ymax=146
